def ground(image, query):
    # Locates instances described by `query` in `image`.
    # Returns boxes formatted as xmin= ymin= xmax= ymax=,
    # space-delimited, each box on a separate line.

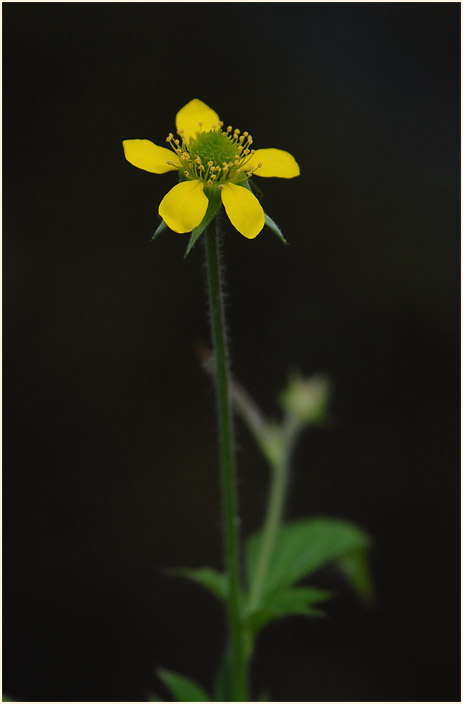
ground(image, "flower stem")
xmin=248 ymin=418 xmax=299 ymax=612
xmin=205 ymin=220 xmax=247 ymax=702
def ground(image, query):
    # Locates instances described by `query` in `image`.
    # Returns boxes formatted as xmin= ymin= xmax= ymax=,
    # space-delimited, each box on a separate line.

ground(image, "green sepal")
xmin=247 ymin=177 xmax=264 ymax=198
xmin=157 ymin=668 xmax=211 ymax=702
xmin=163 ymin=566 xmax=227 ymax=601
xmin=264 ymin=212 xmax=288 ymax=244
xmin=245 ymin=585 xmax=331 ymax=638
xmin=184 ymin=189 xmax=222 ymax=258
xmin=246 ymin=517 xmax=371 ymax=604
xmin=152 ymin=219 xmax=168 ymax=242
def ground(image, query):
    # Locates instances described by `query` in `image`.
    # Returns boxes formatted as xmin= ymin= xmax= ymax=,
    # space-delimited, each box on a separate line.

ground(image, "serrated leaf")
xmin=264 ymin=212 xmax=288 ymax=244
xmin=184 ymin=190 xmax=222 ymax=258
xmin=246 ymin=517 xmax=371 ymax=602
xmin=245 ymin=586 xmax=331 ymax=636
xmin=164 ymin=566 xmax=227 ymax=601
xmin=152 ymin=219 xmax=168 ymax=241
xmin=157 ymin=669 xmax=210 ymax=702
xmin=337 ymin=546 xmax=374 ymax=603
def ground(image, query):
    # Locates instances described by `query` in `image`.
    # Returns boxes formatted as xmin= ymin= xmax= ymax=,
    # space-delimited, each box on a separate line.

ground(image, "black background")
xmin=3 ymin=3 xmax=460 ymax=702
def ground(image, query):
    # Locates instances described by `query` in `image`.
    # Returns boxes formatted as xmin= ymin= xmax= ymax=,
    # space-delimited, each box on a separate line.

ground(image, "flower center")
xmin=166 ymin=123 xmax=260 ymax=187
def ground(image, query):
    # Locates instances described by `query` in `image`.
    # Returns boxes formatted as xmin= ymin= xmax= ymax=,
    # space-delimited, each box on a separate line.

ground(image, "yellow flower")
xmin=123 ymin=99 xmax=300 ymax=241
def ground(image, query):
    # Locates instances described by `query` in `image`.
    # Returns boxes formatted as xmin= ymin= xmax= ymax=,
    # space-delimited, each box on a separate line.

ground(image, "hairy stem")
xmin=205 ymin=221 xmax=247 ymax=701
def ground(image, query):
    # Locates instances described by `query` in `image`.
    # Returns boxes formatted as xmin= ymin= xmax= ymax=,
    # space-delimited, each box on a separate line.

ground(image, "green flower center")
xmin=166 ymin=124 xmax=259 ymax=187
xmin=189 ymin=130 xmax=239 ymax=168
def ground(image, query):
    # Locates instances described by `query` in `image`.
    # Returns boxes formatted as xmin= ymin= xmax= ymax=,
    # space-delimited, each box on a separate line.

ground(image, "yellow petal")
xmin=221 ymin=183 xmax=265 ymax=240
xmin=175 ymin=99 xmax=220 ymax=140
xmin=247 ymin=148 xmax=300 ymax=178
xmin=159 ymin=180 xmax=209 ymax=234
xmin=122 ymin=139 xmax=180 ymax=174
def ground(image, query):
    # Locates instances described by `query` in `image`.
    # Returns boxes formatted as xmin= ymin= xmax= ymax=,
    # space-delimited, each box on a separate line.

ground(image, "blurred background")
xmin=3 ymin=3 xmax=460 ymax=702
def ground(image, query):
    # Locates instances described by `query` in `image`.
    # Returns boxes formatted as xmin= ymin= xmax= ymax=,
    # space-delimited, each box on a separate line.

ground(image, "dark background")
xmin=3 ymin=2 xmax=460 ymax=702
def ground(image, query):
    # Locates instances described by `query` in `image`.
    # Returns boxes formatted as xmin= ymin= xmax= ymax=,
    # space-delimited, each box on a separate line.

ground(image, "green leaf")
xmin=152 ymin=219 xmax=168 ymax=241
xmin=246 ymin=517 xmax=371 ymax=601
xmin=157 ymin=669 xmax=210 ymax=702
xmin=184 ymin=190 xmax=222 ymax=258
xmin=147 ymin=693 xmax=163 ymax=702
xmin=337 ymin=546 xmax=374 ymax=603
xmin=245 ymin=586 xmax=331 ymax=636
xmin=264 ymin=212 xmax=288 ymax=244
xmin=164 ymin=566 xmax=227 ymax=601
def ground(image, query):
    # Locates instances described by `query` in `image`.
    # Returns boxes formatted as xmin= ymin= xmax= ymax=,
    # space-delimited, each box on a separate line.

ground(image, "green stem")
xmin=248 ymin=418 xmax=300 ymax=612
xmin=205 ymin=220 xmax=247 ymax=702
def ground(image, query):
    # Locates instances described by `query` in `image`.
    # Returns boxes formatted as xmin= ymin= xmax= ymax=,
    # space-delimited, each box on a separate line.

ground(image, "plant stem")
xmin=248 ymin=418 xmax=300 ymax=612
xmin=205 ymin=221 xmax=247 ymax=702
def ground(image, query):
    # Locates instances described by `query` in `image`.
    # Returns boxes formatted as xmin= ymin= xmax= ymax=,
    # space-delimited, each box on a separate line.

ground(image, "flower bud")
xmin=280 ymin=373 xmax=330 ymax=425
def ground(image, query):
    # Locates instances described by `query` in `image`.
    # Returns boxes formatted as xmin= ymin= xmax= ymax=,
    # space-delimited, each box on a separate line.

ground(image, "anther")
xmin=166 ymin=160 xmax=176 ymax=166
xmin=184 ymin=171 xmax=189 ymax=176
xmin=218 ymin=184 xmax=224 ymax=190
xmin=227 ymin=125 xmax=232 ymax=133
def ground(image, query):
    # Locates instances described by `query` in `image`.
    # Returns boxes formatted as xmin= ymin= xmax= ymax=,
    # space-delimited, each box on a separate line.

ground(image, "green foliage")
xmin=245 ymin=585 xmax=332 ymax=637
xmin=152 ymin=219 xmax=168 ymax=241
xmin=264 ymin=212 xmax=288 ymax=244
xmin=337 ymin=545 xmax=374 ymax=603
xmin=157 ymin=669 xmax=210 ymax=702
xmin=246 ymin=517 xmax=371 ymax=602
xmin=166 ymin=566 xmax=227 ymax=601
